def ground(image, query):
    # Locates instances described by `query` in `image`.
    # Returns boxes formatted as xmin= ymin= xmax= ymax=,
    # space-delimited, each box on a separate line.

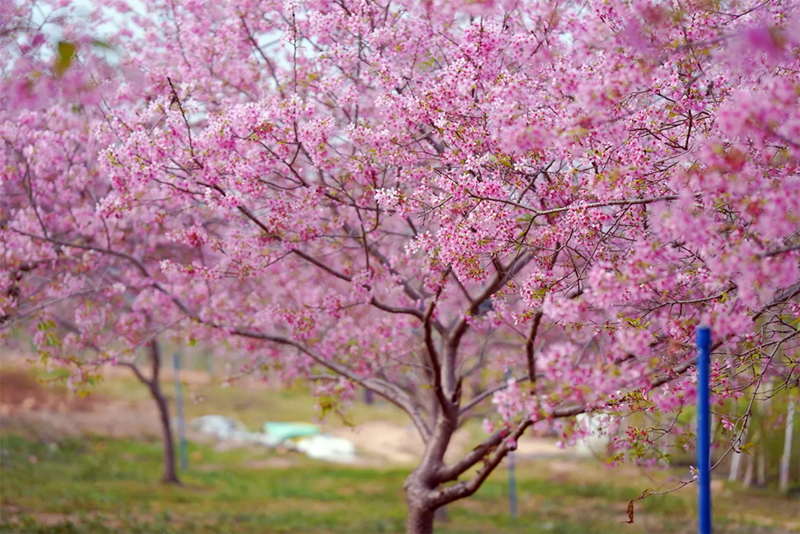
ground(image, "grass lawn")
xmin=1 ymin=432 xmax=798 ymax=534
xmin=1 ymin=361 xmax=798 ymax=533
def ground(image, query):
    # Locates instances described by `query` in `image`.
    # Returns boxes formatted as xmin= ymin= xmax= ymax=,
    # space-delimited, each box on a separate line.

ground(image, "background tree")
xmin=1 ymin=0 xmax=188 ymax=485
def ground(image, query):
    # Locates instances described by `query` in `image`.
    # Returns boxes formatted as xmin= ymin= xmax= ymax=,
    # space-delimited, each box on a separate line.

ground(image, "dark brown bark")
xmin=148 ymin=340 xmax=181 ymax=485
xmin=151 ymin=379 xmax=180 ymax=484
xmin=406 ymin=505 xmax=435 ymax=534
xmin=125 ymin=341 xmax=180 ymax=485
xmin=405 ymin=476 xmax=436 ymax=534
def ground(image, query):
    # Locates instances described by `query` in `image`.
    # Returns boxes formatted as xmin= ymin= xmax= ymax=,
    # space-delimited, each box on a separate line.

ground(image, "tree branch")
xmin=227 ymin=326 xmax=431 ymax=440
xmin=423 ymin=284 xmax=450 ymax=413
xmin=436 ymin=419 xmax=533 ymax=503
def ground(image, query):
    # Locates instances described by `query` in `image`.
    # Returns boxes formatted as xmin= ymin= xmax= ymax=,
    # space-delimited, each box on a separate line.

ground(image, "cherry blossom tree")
xmin=0 ymin=0 xmax=186 ymax=484
xmin=3 ymin=0 xmax=800 ymax=532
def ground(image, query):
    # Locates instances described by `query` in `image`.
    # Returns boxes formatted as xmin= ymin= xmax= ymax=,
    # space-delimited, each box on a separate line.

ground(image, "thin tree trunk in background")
xmin=125 ymin=340 xmax=180 ymax=485
xmin=148 ymin=341 xmax=181 ymax=485
xmin=756 ymin=444 xmax=767 ymax=486
xmin=744 ymin=428 xmax=761 ymax=488
xmin=743 ymin=454 xmax=755 ymax=487
xmin=729 ymin=423 xmax=749 ymax=482
xmin=152 ymin=381 xmax=180 ymax=484
xmin=779 ymin=399 xmax=796 ymax=493
xmin=755 ymin=381 xmax=774 ymax=487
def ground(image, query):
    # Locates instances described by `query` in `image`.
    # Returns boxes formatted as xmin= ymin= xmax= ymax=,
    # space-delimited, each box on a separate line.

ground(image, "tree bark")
xmin=148 ymin=341 xmax=181 ymax=485
xmin=406 ymin=502 xmax=436 ymax=534
xmin=151 ymin=380 xmax=181 ymax=484
xmin=403 ymin=420 xmax=447 ymax=534
xmin=404 ymin=460 xmax=440 ymax=534
xmin=125 ymin=340 xmax=181 ymax=485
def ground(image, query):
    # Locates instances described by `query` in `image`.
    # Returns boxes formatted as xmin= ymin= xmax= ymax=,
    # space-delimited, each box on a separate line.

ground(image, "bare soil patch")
xmin=329 ymin=420 xmax=472 ymax=465
xmin=0 ymin=369 xmax=97 ymax=416
xmin=0 ymin=366 xmax=211 ymax=443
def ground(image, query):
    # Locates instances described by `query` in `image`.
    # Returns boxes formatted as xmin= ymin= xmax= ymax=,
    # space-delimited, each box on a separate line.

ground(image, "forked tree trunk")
xmin=404 ymin=459 xmax=440 ymax=534
xmin=404 ymin=404 xmax=450 ymax=534
xmin=398 ymin=355 xmax=527 ymax=534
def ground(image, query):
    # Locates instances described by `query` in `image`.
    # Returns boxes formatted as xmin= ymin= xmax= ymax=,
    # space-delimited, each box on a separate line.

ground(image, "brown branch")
xmin=525 ymin=312 xmax=543 ymax=394
xmin=423 ymin=282 xmax=450 ymax=412
xmin=227 ymin=326 xmax=431 ymax=440
xmin=436 ymin=419 xmax=533 ymax=504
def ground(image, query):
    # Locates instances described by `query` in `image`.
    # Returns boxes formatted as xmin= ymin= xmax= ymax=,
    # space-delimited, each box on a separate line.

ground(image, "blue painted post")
xmin=172 ymin=352 xmax=189 ymax=472
xmin=508 ymin=449 xmax=518 ymax=519
xmin=697 ymin=327 xmax=712 ymax=534
xmin=504 ymin=368 xmax=518 ymax=520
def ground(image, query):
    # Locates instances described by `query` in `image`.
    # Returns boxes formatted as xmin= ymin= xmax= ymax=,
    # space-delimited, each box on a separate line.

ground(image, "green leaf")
xmin=91 ymin=39 xmax=112 ymax=49
xmin=55 ymin=41 xmax=77 ymax=76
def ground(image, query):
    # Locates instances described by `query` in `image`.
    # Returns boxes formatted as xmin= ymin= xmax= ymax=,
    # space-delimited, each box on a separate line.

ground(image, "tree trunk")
xmin=151 ymin=380 xmax=181 ymax=484
xmin=756 ymin=380 xmax=774 ymax=487
xmin=729 ymin=423 xmax=749 ymax=482
xmin=406 ymin=503 xmax=436 ymax=534
xmin=779 ymin=399 xmax=795 ymax=493
xmin=148 ymin=341 xmax=181 ymax=485
xmin=743 ymin=448 xmax=754 ymax=487
xmin=756 ymin=445 xmax=767 ymax=486
xmin=126 ymin=340 xmax=181 ymax=485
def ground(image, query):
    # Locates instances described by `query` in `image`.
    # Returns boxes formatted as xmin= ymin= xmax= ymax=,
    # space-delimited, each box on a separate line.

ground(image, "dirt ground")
xmin=0 ymin=369 xmax=96 ymax=415
xmin=329 ymin=421 xmax=472 ymax=464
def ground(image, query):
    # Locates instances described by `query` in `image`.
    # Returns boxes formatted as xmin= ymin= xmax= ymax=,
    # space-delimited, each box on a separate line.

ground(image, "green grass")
xmin=2 ymin=363 xmax=798 ymax=533
xmin=1 ymin=433 xmax=797 ymax=534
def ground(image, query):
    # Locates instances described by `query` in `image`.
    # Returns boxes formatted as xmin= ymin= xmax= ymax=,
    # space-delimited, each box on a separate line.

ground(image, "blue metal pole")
xmin=503 ymin=368 xmax=518 ymax=520
xmin=172 ymin=352 xmax=189 ymax=472
xmin=697 ymin=327 xmax=712 ymax=534
xmin=508 ymin=449 xmax=518 ymax=519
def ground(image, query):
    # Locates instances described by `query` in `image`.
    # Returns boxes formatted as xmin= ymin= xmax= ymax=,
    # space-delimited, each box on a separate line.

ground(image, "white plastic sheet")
xmin=296 ymin=434 xmax=357 ymax=463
